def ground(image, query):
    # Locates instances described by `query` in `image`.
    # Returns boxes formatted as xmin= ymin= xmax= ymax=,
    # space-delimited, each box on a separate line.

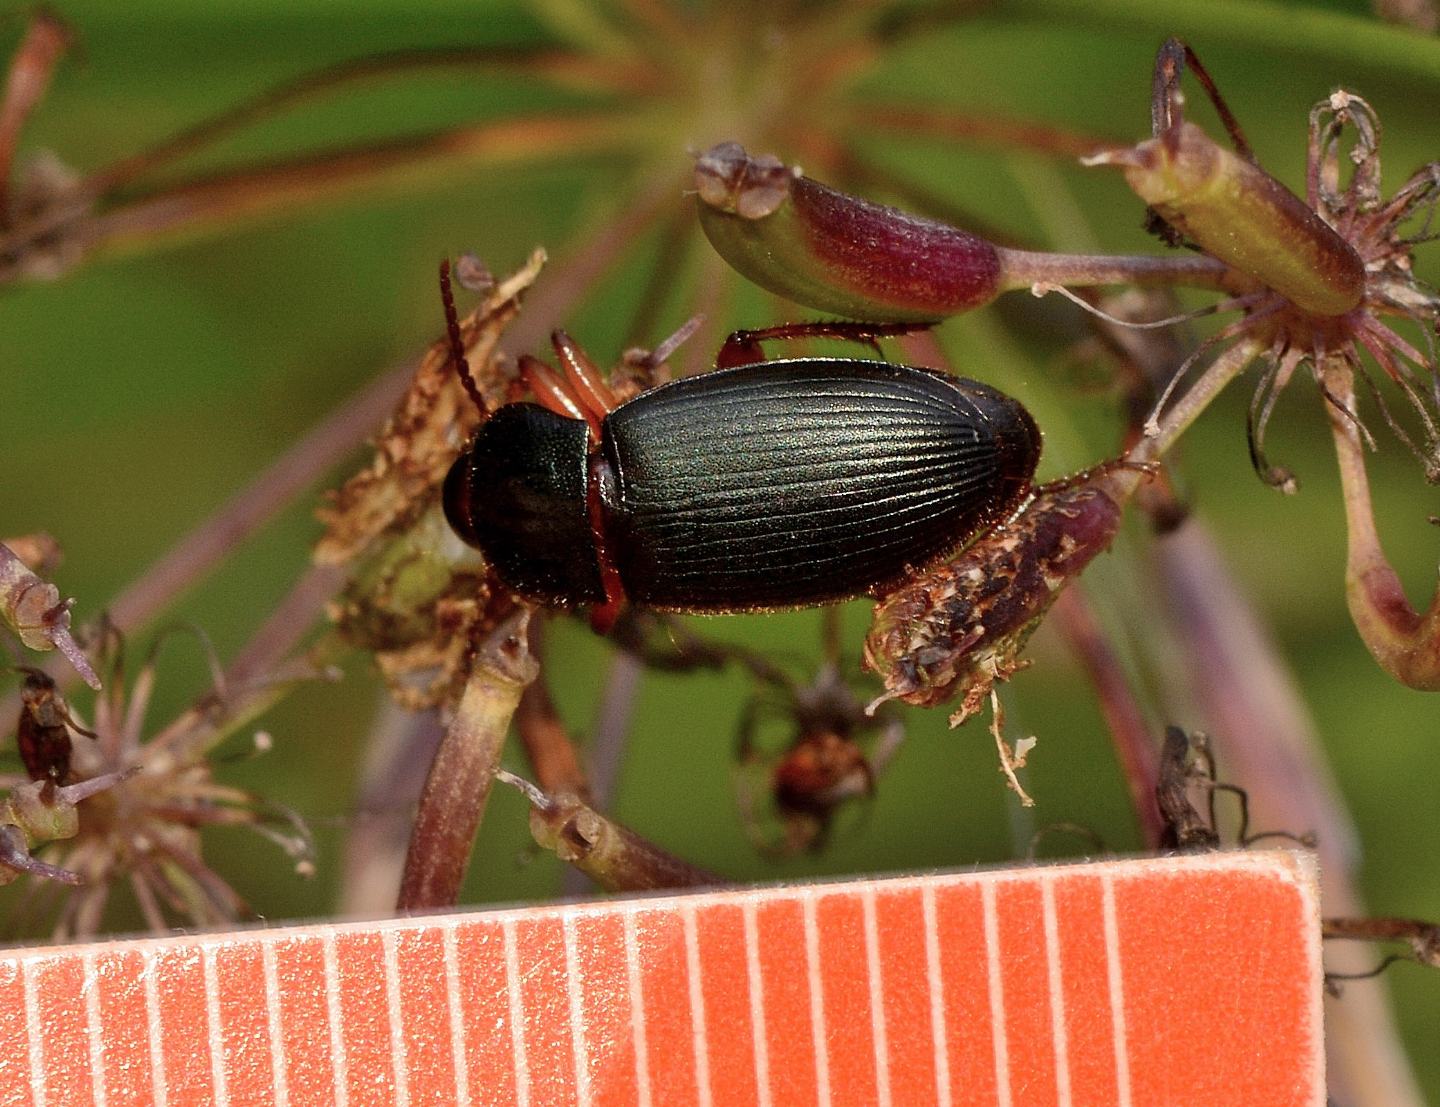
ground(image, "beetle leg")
xmin=520 ymin=354 xmax=605 ymax=440
xmin=734 ymin=693 xmax=776 ymax=762
xmin=551 ymin=330 xmax=618 ymax=417
xmin=714 ymin=320 xmax=931 ymax=368
xmin=587 ymin=594 xmax=625 ymax=635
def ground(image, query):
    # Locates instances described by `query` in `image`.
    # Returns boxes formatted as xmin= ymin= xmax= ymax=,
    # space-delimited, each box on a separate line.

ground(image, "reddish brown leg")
xmin=585 ymin=481 xmax=627 ymax=634
xmin=519 ymin=354 xmax=602 ymax=436
xmin=588 ymin=595 xmax=625 ymax=635
xmin=551 ymin=329 xmax=617 ymax=417
xmin=715 ymin=320 xmax=932 ymax=368
xmin=518 ymin=330 xmax=616 ymax=441
xmin=0 ymin=11 xmax=70 ymax=225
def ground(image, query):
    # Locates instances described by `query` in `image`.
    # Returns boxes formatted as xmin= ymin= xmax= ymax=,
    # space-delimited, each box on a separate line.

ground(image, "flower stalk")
xmin=396 ymin=609 xmax=538 ymax=912
xmin=1325 ymin=361 xmax=1440 ymax=689
xmin=497 ymin=769 xmax=724 ymax=893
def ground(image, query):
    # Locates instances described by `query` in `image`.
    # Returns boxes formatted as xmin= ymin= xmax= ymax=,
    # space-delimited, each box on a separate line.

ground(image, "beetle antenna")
xmin=439 ymin=258 xmax=487 ymax=414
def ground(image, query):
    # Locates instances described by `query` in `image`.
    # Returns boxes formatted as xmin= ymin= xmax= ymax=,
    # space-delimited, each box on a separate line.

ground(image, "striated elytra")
xmin=444 ymin=358 xmax=1040 ymax=613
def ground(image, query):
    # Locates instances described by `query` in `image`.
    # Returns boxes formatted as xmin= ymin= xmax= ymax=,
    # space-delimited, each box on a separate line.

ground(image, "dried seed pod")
xmin=695 ymin=142 xmax=1003 ymax=322
xmin=865 ymin=476 xmax=1124 ymax=724
xmin=0 ymin=772 xmax=129 ymax=886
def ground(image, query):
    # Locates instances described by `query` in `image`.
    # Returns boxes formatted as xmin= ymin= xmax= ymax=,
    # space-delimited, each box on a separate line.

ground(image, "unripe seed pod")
xmin=1091 ymin=122 xmax=1365 ymax=317
xmin=2 ymin=780 xmax=80 ymax=845
xmin=695 ymin=142 xmax=1003 ymax=322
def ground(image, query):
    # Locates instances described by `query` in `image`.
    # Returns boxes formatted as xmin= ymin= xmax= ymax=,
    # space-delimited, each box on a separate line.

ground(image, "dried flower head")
xmin=1088 ymin=45 xmax=1440 ymax=491
xmin=2 ymin=626 xmax=320 ymax=938
xmin=318 ymin=254 xmax=547 ymax=707
xmin=865 ymin=472 xmax=1126 ymax=726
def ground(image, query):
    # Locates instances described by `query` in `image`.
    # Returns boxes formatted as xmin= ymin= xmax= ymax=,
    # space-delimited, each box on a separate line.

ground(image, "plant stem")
xmin=1125 ymin=336 xmax=1264 ymax=470
xmin=0 ymin=10 xmax=69 ymax=222
xmin=995 ymin=0 xmax=1440 ymax=83
xmin=340 ymin=697 xmax=444 ymax=917
xmin=499 ymin=770 xmax=724 ymax=893
xmin=1052 ymin=588 xmax=1165 ymax=848
xmin=844 ymin=102 xmax=1116 ymax=161
xmin=397 ymin=610 xmax=537 ymax=912
xmin=1325 ymin=362 xmax=1440 ymax=688
xmin=515 ymin=666 xmax=592 ymax=802
xmin=997 ymin=246 xmax=1239 ymax=294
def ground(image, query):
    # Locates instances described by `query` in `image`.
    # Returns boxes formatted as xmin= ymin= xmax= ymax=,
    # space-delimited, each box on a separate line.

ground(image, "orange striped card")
xmin=0 ymin=851 xmax=1321 ymax=1106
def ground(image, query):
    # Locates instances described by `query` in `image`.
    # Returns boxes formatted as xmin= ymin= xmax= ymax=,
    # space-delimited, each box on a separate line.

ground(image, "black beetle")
xmin=438 ymin=264 xmax=1040 ymax=620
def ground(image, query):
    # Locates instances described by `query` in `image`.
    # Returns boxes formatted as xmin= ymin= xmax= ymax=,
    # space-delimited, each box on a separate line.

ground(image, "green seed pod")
xmin=1092 ymin=122 xmax=1365 ymax=317
xmin=695 ymin=142 xmax=1003 ymax=322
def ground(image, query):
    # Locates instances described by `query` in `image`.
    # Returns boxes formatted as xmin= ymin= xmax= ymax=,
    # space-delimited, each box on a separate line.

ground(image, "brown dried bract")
xmin=864 ymin=475 xmax=1124 ymax=725
xmin=314 ymin=249 xmax=545 ymax=565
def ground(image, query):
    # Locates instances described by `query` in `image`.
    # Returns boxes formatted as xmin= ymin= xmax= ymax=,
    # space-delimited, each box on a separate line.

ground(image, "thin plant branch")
xmin=80 ymin=46 xmax=654 ymax=199
xmin=339 ymin=695 xmax=444 ymax=918
xmin=514 ymin=645 xmax=592 ymax=802
xmin=0 ymin=114 xmax=645 ymax=280
xmin=842 ymin=101 xmax=1117 ymax=161
xmin=396 ymin=610 xmax=537 ymax=912
xmin=1324 ymin=360 xmax=1440 ymax=688
xmin=496 ymin=769 xmax=724 ymax=892
xmin=0 ymin=9 xmax=69 ymax=221
xmin=1052 ymin=588 xmax=1165 ymax=848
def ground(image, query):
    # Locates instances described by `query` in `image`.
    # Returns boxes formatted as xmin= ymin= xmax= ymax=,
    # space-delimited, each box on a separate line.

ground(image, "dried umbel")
xmin=865 ymin=471 xmax=1125 ymax=726
xmin=318 ymin=253 xmax=545 ymax=707
xmin=1 ymin=627 xmax=319 ymax=937
xmin=1099 ymin=44 xmax=1440 ymax=689
xmin=700 ymin=39 xmax=1440 ymax=695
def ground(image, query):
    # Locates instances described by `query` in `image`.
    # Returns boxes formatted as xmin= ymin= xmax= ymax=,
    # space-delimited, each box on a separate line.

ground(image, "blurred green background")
xmin=2 ymin=0 xmax=1437 ymax=1098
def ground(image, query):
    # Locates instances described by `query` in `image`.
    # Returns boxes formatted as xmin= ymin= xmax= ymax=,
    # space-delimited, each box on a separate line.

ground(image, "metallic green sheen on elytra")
xmin=445 ymin=359 xmax=1040 ymax=612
